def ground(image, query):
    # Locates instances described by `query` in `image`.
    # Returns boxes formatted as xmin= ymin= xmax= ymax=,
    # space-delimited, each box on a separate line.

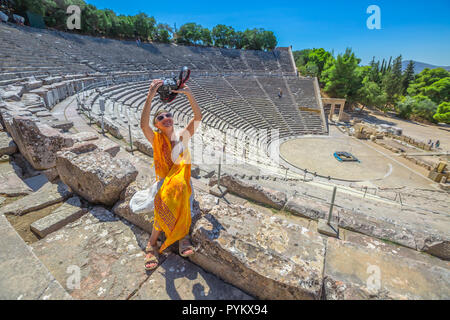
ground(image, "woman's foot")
xmin=179 ymin=236 xmax=194 ymax=257
xmin=144 ymin=241 xmax=159 ymax=271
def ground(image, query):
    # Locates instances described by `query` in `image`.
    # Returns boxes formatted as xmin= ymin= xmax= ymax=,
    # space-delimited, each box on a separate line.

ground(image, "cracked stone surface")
xmin=286 ymin=194 xmax=450 ymax=260
xmin=0 ymin=131 xmax=17 ymax=156
xmin=212 ymin=174 xmax=287 ymax=209
xmin=30 ymin=196 xmax=86 ymax=238
xmin=30 ymin=206 xmax=249 ymax=300
xmin=31 ymin=206 xmax=151 ymax=300
xmin=0 ymin=160 xmax=33 ymax=197
xmin=0 ymin=214 xmax=71 ymax=300
xmin=189 ymin=193 xmax=326 ymax=300
xmin=0 ymin=180 xmax=72 ymax=216
xmin=132 ymin=254 xmax=253 ymax=300
xmin=56 ymin=144 xmax=137 ymax=206
xmin=324 ymin=236 xmax=450 ymax=300
xmin=2 ymin=115 xmax=74 ymax=170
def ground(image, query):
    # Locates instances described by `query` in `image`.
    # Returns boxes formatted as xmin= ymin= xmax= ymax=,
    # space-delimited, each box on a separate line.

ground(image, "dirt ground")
xmin=5 ymin=202 xmax=63 ymax=244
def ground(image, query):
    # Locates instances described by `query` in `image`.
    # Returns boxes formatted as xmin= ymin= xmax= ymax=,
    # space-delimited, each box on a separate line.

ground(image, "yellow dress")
xmin=152 ymin=131 xmax=192 ymax=253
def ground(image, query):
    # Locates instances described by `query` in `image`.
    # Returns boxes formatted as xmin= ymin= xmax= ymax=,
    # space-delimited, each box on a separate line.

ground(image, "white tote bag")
xmin=129 ymin=180 xmax=163 ymax=215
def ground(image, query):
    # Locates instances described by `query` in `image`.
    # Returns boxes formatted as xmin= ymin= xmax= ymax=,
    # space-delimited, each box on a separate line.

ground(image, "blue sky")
xmin=85 ymin=0 xmax=450 ymax=66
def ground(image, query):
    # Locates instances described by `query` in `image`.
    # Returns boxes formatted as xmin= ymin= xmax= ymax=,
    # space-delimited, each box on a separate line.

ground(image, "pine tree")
xmin=402 ymin=60 xmax=415 ymax=95
xmin=383 ymin=55 xmax=403 ymax=108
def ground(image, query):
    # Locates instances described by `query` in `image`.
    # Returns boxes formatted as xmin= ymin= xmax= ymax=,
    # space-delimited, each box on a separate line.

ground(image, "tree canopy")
xmin=11 ymin=0 xmax=277 ymax=50
xmin=294 ymin=47 xmax=449 ymax=123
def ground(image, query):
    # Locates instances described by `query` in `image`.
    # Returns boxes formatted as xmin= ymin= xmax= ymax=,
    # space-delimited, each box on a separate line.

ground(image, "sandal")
xmin=145 ymin=240 xmax=160 ymax=253
xmin=144 ymin=242 xmax=159 ymax=271
xmin=179 ymin=236 xmax=195 ymax=257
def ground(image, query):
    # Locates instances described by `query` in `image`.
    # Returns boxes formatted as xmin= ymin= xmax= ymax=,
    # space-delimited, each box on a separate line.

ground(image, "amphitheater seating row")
xmin=0 ymin=23 xmax=296 ymax=79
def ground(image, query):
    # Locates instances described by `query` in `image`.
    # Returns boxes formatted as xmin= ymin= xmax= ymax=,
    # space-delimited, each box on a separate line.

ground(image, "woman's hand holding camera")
xmin=149 ymin=79 xmax=164 ymax=93
xmin=172 ymin=85 xmax=193 ymax=99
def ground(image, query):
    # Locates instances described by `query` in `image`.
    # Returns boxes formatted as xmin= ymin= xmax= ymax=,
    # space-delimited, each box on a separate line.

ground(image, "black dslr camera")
xmin=157 ymin=66 xmax=191 ymax=103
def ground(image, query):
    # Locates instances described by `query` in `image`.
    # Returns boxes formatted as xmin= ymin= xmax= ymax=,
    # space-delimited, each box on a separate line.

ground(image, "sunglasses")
xmin=156 ymin=112 xmax=173 ymax=122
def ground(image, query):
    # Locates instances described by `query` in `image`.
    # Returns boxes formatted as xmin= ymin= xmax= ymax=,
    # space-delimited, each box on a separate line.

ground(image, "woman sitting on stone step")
xmin=140 ymin=79 xmax=202 ymax=271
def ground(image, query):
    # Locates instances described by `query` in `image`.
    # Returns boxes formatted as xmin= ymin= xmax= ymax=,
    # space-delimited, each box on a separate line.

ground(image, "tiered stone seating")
xmin=1 ymin=22 xmax=327 ymax=168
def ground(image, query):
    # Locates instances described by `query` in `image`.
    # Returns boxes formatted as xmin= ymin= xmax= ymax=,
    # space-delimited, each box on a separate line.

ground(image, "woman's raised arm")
xmin=140 ymin=80 xmax=163 ymax=145
xmin=172 ymin=85 xmax=202 ymax=142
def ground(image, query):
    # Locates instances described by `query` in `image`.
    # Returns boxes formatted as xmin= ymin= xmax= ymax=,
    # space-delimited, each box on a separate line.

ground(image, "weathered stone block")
xmin=189 ymin=201 xmax=326 ymax=300
xmin=323 ymin=237 xmax=450 ymax=300
xmin=132 ymin=254 xmax=253 ymax=300
xmin=217 ymin=174 xmax=287 ymax=209
xmin=0 ymin=214 xmax=71 ymax=300
xmin=56 ymin=145 xmax=137 ymax=206
xmin=0 ymin=160 xmax=33 ymax=196
xmin=71 ymin=131 xmax=99 ymax=143
xmin=113 ymin=181 xmax=154 ymax=234
xmin=134 ymin=138 xmax=153 ymax=157
xmin=0 ymin=131 xmax=17 ymax=156
xmin=30 ymin=206 xmax=151 ymax=300
xmin=0 ymin=181 xmax=72 ymax=216
xmin=3 ymin=115 xmax=74 ymax=170
xmin=30 ymin=196 xmax=86 ymax=238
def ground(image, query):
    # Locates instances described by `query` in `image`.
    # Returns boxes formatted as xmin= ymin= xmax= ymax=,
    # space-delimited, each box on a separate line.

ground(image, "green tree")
xmin=397 ymin=95 xmax=438 ymax=122
xmin=412 ymin=96 xmax=438 ymax=122
xmin=96 ymin=9 xmax=112 ymax=35
xmin=200 ymin=28 xmax=212 ymax=46
xmin=367 ymin=57 xmax=382 ymax=84
xmin=382 ymin=55 xmax=403 ymax=108
xmin=321 ymin=48 xmax=362 ymax=105
xmin=81 ymin=4 xmax=100 ymax=35
xmin=212 ymin=24 xmax=235 ymax=48
xmin=433 ymin=101 xmax=450 ymax=123
xmin=243 ymin=28 xmax=264 ymax=50
xmin=294 ymin=48 xmax=333 ymax=79
xmin=397 ymin=96 xmax=415 ymax=119
xmin=402 ymin=60 xmax=415 ymax=94
xmin=408 ymin=68 xmax=450 ymax=97
xmin=117 ymin=15 xmax=134 ymax=38
xmin=14 ymin=0 xmax=46 ymax=15
xmin=261 ymin=30 xmax=277 ymax=50
xmin=176 ymin=23 xmax=203 ymax=45
xmin=407 ymin=68 xmax=450 ymax=105
xmin=421 ymin=77 xmax=450 ymax=105
xmin=357 ymin=76 xmax=387 ymax=112
xmin=153 ymin=23 xmax=172 ymax=43
xmin=232 ymin=31 xmax=245 ymax=49
xmin=133 ymin=13 xmax=155 ymax=40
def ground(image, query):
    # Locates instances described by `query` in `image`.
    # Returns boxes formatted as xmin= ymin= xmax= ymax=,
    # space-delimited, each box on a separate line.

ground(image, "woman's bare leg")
xmin=145 ymin=226 xmax=161 ymax=269
xmin=149 ymin=225 xmax=161 ymax=247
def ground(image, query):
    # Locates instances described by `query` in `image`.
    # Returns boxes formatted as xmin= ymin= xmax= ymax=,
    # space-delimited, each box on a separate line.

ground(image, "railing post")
xmin=327 ymin=186 xmax=337 ymax=225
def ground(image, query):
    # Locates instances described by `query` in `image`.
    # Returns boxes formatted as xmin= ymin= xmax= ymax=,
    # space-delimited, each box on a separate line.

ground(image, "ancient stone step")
xmin=71 ymin=131 xmax=99 ymax=143
xmin=48 ymin=120 xmax=74 ymax=132
xmin=323 ymin=236 xmax=450 ymax=299
xmin=131 ymin=254 xmax=253 ymax=300
xmin=0 ymin=160 xmax=33 ymax=197
xmin=28 ymin=206 xmax=153 ymax=299
xmin=212 ymin=174 xmax=287 ymax=209
xmin=189 ymin=193 xmax=326 ymax=300
xmin=0 ymin=214 xmax=71 ymax=300
xmin=134 ymin=138 xmax=153 ymax=157
xmin=0 ymin=181 xmax=72 ymax=216
xmin=30 ymin=196 xmax=86 ymax=238
xmin=286 ymin=195 xmax=450 ymax=260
